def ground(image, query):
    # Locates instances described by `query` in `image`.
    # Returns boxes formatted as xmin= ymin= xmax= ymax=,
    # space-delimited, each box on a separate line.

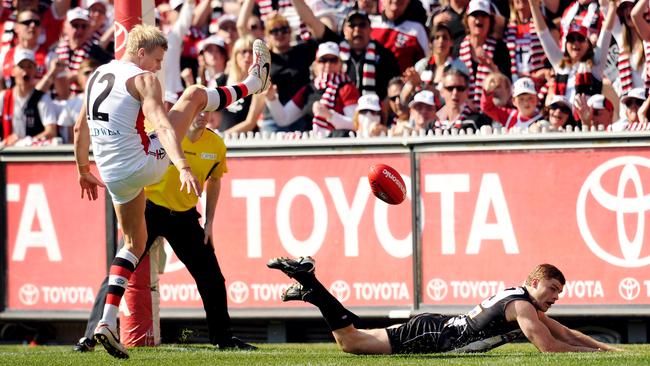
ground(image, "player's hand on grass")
xmin=179 ymin=167 xmax=202 ymax=197
xmin=79 ymin=172 xmax=105 ymax=201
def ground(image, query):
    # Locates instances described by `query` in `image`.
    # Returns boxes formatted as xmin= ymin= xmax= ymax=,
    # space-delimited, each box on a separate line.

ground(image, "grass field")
xmin=1 ymin=343 xmax=649 ymax=366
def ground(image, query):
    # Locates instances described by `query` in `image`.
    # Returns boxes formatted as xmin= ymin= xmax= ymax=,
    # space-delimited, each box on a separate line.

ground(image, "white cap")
xmin=316 ymin=42 xmax=340 ymax=59
xmin=512 ymin=77 xmax=537 ymax=97
xmin=13 ymin=48 xmax=36 ymax=65
xmin=86 ymin=0 xmax=108 ymax=9
xmin=170 ymin=0 xmax=184 ymax=10
xmin=546 ymin=95 xmax=571 ymax=109
xmin=67 ymin=7 xmax=89 ymax=22
xmin=587 ymin=94 xmax=614 ymax=112
xmin=409 ymin=90 xmax=436 ymax=108
xmin=467 ymin=0 xmax=492 ymax=15
xmin=199 ymin=35 xmax=226 ymax=52
xmin=357 ymin=94 xmax=381 ymax=112
xmin=620 ymin=88 xmax=646 ymax=104
xmin=217 ymin=14 xmax=237 ymax=29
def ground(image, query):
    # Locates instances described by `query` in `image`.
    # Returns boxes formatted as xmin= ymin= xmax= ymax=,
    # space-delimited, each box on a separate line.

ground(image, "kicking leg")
xmin=167 ymin=39 xmax=270 ymax=138
xmin=333 ymin=326 xmax=392 ymax=355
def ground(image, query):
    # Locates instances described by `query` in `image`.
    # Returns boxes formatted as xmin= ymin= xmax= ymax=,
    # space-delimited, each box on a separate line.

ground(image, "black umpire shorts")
xmin=385 ymin=313 xmax=451 ymax=354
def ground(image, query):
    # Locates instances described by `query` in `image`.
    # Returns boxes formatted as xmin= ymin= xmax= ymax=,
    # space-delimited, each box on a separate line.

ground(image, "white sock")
xmin=100 ymin=304 xmax=119 ymax=329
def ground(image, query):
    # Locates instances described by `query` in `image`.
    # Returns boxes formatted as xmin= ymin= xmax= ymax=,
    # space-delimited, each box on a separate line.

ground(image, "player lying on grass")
xmin=267 ymin=259 xmax=622 ymax=354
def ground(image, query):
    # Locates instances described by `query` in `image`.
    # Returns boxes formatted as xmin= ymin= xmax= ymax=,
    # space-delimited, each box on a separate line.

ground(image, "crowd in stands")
xmin=1 ymin=0 xmax=650 ymax=146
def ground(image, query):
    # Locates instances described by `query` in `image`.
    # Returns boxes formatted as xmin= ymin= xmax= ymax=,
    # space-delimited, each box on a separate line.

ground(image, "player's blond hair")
xmin=126 ymin=24 xmax=168 ymax=56
xmin=525 ymin=264 xmax=566 ymax=286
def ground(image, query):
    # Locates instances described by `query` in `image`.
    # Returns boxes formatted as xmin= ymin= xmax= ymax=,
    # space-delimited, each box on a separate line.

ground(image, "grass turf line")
xmin=0 ymin=343 xmax=649 ymax=365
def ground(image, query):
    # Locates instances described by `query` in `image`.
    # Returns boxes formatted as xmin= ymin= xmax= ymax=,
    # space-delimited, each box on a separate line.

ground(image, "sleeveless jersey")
xmin=86 ymin=60 xmax=149 ymax=183
xmin=438 ymin=286 xmax=532 ymax=352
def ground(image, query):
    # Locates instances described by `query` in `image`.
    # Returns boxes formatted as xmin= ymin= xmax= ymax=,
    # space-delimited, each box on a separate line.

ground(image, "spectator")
xmin=306 ymin=0 xmax=354 ymax=33
xmin=354 ymin=93 xmax=387 ymax=137
xmin=505 ymin=0 xmax=547 ymax=82
xmin=436 ymin=65 xmax=491 ymax=129
xmin=358 ymin=0 xmax=380 ymax=15
xmin=535 ymin=94 xmax=574 ymax=131
xmin=370 ymin=0 xmax=429 ymax=73
xmin=631 ymin=0 xmax=650 ymax=91
xmin=254 ymin=0 xmax=309 ymax=42
xmin=0 ymin=49 xmax=57 ymax=146
xmin=1 ymin=8 xmax=56 ymax=88
xmin=481 ymin=77 xmax=542 ymax=129
xmin=264 ymin=42 xmax=360 ymax=136
xmin=580 ymin=94 xmax=615 ymax=130
xmin=414 ymin=23 xmax=456 ymax=89
xmin=215 ymin=14 xmax=238 ymax=55
xmin=386 ymin=77 xmax=410 ymax=127
xmin=612 ymin=87 xmax=645 ymax=131
xmin=56 ymin=58 xmax=99 ymax=143
xmin=432 ymin=0 xmax=470 ymax=53
xmin=292 ymin=0 xmax=400 ymax=100
xmin=236 ymin=0 xmax=265 ymax=41
xmin=0 ymin=1 xmax=68 ymax=54
xmin=613 ymin=0 xmax=645 ymax=96
xmin=407 ymin=89 xmax=437 ymax=133
xmin=240 ymin=3 xmax=319 ymax=131
xmin=86 ymin=0 xmax=112 ymax=50
xmin=55 ymin=7 xmax=112 ymax=94
xmin=530 ymin=0 xmax=615 ymax=105
xmin=459 ymin=0 xmax=511 ymax=111
xmin=196 ymin=35 xmax=228 ymax=88
xmin=214 ymin=35 xmax=266 ymax=134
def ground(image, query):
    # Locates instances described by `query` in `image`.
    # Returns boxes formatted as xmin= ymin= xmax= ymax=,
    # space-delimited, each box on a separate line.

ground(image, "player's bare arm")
xmin=131 ymin=72 xmax=202 ymax=196
xmin=73 ymin=102 xmax=106 ymax=201
xmin=539 ymin=312 xmax=623 ymax=351
xmin=203 ymin=176 xmax=220 ymax=245
xmin=510 ymin=300 xmax=599 ymax=352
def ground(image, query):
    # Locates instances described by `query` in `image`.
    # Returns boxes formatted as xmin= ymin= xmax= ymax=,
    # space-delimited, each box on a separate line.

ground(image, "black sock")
xmin=294 ymin=273 xmax=359 ymax=331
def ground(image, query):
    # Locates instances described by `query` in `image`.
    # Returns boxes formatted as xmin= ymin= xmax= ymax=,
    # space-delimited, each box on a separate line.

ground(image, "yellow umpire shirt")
xmin=145 ymin=129 xmax=228 ymax=211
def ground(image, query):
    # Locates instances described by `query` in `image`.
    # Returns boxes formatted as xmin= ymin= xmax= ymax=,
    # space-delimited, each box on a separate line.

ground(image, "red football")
xmin=368 ymin=164 xmax=406 ymax=205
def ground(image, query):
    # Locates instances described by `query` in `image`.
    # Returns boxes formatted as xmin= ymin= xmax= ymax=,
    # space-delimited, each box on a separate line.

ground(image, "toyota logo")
xmin=19 ymin=284 xmax=39 ymax=306
xmin=618 ymin=277 xmax=641 ymax=301
xmin=329 ymin=280 xmax=351 ymax=302
xmin=228 ymin=281 xmax=249 ymax=304
xmin=426 ymin=279 xmax=448 ymax=301
xmin=577 ymin=156 xmax=650 ymax=267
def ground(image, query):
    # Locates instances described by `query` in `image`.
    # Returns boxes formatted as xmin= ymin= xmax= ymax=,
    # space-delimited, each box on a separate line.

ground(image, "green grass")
xmin=0 ymin=343 xmax=649 ymax=365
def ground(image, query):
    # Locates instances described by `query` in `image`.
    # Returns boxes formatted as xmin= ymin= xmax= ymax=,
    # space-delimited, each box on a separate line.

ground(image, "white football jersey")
xmin=86 ymin=60 xmax=151 ymax=183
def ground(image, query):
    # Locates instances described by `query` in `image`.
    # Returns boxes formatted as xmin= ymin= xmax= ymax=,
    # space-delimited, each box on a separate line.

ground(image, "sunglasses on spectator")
xmin=359 ymin=110 xmax=380 ymax=115
xmin=71 ymin=23 xmax=89 ymax=30
xmin=388 ymin=95 xmax=400 ymax=101
xmin=269 ymin=26 xmax=290 ymax=35
xmin=318 ymin=56 xmax=339 ymax=64
xmin=625 ymin=99 xmax=644 ymax=108
xmin=249 ymin=24 xmax=261 ymax=31
xmin=444 ymin=85 xmax=467 ymax=92
xmin=347 ymin=21 xmax=369 ymax=29
xmin=566 ymin=34 xmax=586 ymax=43
xmin=19 ymin=19 xmax=40 ymax=26
xmin=82 ymin=69 xmax=94 ymax=76
xmin=550 ymin=105 xmax=571 ymax=114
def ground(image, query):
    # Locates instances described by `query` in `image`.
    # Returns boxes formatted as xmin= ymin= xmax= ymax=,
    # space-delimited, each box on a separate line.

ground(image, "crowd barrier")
xmin=1 ymin=130 xmax=650 ymax=322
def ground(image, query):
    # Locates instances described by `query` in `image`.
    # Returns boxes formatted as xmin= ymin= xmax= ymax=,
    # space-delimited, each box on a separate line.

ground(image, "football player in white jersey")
xmin=73 ymin=24 xmax=270 ymax=359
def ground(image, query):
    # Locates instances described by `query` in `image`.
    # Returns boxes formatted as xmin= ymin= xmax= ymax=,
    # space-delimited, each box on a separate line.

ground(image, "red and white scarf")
xmin=55 ymin=36 xmax=92 ymax=93
xmin=339 ymin=40 xmax=376 ymax=95
xmin=618 ymin=50 xmax=634 ymax=95
xmin=504 ymin=21 xmax=544 ymax=80
xmin=312 ymin=72 xmax=350 ymax=131
xmin=644 ymin=40 xmax=650 ymax=92
xmin=459 ymin=36 xmax=496 ymax=108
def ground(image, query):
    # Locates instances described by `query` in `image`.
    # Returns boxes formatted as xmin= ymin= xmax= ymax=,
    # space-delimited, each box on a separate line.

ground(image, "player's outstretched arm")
xmin=512 ymin=301 xmax=600 ymax=352
xmin=538 ymin=313 xmax=623 ymax=351
xmin=135 ymin=73 xmax=202 ymax=196
xmin=73 ymin=102 xmax=105 ymax=200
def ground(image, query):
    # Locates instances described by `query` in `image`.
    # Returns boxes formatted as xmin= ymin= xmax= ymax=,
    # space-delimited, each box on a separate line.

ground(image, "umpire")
xmin=74 ymin=111 xmax=255 ymax=351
